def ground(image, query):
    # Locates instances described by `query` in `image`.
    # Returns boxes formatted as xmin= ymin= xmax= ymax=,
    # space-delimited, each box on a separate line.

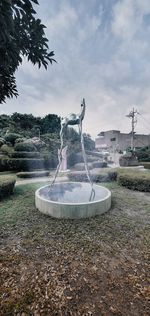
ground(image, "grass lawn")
xmin=0 ymin=182 xmax=150 ymax=315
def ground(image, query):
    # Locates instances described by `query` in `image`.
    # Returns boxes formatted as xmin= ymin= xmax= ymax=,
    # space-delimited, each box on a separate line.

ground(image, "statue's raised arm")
xmin=79 ymin=98 xmax=86 ymax=122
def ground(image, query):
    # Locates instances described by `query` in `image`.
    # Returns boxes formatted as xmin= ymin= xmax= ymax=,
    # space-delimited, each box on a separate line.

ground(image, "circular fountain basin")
xmin=35 ymin=182 xmax=111 ymax=219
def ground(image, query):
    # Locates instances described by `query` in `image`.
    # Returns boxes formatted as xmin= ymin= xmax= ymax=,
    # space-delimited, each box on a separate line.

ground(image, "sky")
xmin=1 ymin=0 xmax=150 ymax=139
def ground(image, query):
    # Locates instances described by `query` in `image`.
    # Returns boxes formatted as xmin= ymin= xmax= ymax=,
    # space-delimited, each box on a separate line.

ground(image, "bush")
xmin=0 ymin=137 xmax=5 ymax=147
xmin=8 ymin=158 xmax=45 ymax=171
xmin=4 ymin=133 xmax=22 ymax=145
xmin=9 ymin=151 xmax=40 ymax=158
xmin=73 ymin=163 xmax=93 ymax=171
xmin=0 ymin=144 xmax=14 ymax=154
xmin=0 ymin=175 xmax=16 ymax=200
xmin=42 ymin=152 xmax=58 ymax=169
xmin=140 ymin=162 xmax=150 ymax=169
xmin=17 ymin=170 xmax=50 ymax=178
xmin=92 ymin=161 xmax=107 ymax=168
xmin=118 ymin=171 xmax=150 ymax=192
xmin=0 ymin=158 xmax=8 ymax=171
xmin=14 ymin=142 xmax=37 ymax=152
xmin=68 ymin=170 xmax=117 ymax=183
xmin=0 ymin=158 xmax=45 ymax=171
xmin=15 ymin=137 xmax=27 ymax=144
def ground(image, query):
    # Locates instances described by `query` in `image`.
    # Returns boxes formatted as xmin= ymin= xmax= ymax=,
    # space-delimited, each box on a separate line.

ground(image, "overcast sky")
xmin=1 ymin=0 xmax=150 ymax=138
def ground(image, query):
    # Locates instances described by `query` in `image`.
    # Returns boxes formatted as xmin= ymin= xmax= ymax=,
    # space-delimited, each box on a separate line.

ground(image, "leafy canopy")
xmin=0 ymin=0 xmax=56 ymax=103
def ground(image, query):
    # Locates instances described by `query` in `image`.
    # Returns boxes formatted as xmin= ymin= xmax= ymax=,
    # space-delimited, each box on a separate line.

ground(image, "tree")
xmin=41 ymin=114 xmax=60 ymax=134
xmin=0 ymin=0 xmax=56 ymax=103
xmin=83 ymin=133 xmax=95 ymax=150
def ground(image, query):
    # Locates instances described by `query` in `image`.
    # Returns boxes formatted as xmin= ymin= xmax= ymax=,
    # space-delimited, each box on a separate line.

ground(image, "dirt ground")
xmin=0 ymin=182 xmax=150 ymax=315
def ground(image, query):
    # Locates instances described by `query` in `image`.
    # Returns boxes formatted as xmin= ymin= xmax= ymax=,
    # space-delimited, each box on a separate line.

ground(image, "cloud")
xmin=2 ymin=0 xmax=150 ymax=139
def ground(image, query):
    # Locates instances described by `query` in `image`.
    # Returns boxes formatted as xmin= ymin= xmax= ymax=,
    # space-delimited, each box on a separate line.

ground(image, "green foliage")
xmin=42 ymin=152 xmax=58 ymax=169
xmin=0 ymin=144 xmax=14 ymax=154
xmin=11 ymin=112 xmax=42 ymax=131
xmin=118 ymin=171 xmax=150 ymax=192
xmin=0 ymin=113 xmax=61 ymax=137
xmin=0 ymin=175 xmax=16 ymax=200
xmin=68 ymin=170 xmax=117 ymax=183
xmin=0 ymin=158 xmax=9 ymax=171
xmin=0 ymin=157 xmax=45 ymax=171
xmin=0 ymin=137 xmax=5 ymax=147
xmin=8 ymin=151 xmax=40 ymax=158
xmin=17 ymin=170 xmax=49 ymax=178
xmin=41 ymin=114 xmax=60 ymax=134
xmin=92 ymin=161 xmax=107 ymax=168
xmin=83 ymin=133 xmax=95 ymax=151
xmin=4 ymin=132 xmax=22 ymax=145
xmin=0 ymin=114 xmax=10 ymax=129
xmin=14 ymin=142 xmax=37 ymax=152
xmin=135 ymin=146 xmax=150 ymax=162
xmin=0 ymin=0 xmax=56 ymax=103
xmin=140 ymin=162 xmax=150 ymax=169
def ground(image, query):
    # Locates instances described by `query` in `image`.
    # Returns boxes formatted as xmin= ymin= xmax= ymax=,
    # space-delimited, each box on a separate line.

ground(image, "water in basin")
xmin=40 ymin=182 xmax=109 ymax=204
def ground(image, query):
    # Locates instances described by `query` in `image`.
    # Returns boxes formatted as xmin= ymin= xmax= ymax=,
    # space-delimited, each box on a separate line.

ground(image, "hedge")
xmin=139 ymin=158 xmax=150 ymax=162
xmin=140 ymin=162 xmax=150 ymax=168
xmin=0 ymin=144 xmax=14 ymax=154
xmin=68 ymin=170 xmax=117 ymax=183
xmin=118 ymin=171 xmax=150 ymax=192
xmin=0 ymin=175 xmax=16 ymax=200
xmin=92 ymin=161 xmax=107 ymax=168
xmin=0 ymin=158 xmax=45 ymax=171
xmin=9 ymin=151 xmax=40 ymax=158
xmin=73 ymin=163 xmax=93 ymax=171
xmin=14 ymin=142 xmax=37 ymax=152
xmin=42 ymin=153 xmax=58 ymax=169
xmin=17 ymin=170 xmax=50 ymax=178
xmin=4 ymin=133 xmax=22 ymax=145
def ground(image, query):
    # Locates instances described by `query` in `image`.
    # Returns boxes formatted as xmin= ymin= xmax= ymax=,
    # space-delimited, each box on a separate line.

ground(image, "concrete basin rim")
xmin=35 ymin=182 xmax=111 ymax=206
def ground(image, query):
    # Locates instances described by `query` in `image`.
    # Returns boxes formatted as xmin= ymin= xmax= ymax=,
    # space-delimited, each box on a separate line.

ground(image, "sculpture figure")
xmin=49 ymin=99 xmax=95 ymax=201
xmin=58 ymin=145 xmax=68 ymax=171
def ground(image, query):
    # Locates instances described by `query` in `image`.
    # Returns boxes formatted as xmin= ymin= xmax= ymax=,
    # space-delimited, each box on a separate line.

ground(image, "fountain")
xmin=35 ymin=99 xmax=111 ymax=218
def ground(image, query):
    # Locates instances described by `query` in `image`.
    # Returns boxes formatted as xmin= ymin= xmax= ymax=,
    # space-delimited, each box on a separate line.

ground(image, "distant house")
xmin=95 ymin=130 xmax=150 ymax=151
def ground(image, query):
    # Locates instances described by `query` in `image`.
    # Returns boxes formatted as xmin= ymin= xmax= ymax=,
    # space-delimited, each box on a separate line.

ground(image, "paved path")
xmin=16 ymin=176 xmax=68 ymax=186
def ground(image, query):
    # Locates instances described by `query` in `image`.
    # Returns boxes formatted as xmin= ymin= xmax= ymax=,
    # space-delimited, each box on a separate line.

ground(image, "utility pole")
xmin=126 ymin=108 xmax=139 ymax=151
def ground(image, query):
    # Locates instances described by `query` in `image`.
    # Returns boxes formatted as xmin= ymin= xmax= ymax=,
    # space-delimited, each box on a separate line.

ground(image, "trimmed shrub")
xmin=15 ymin=137 xmax=27 ymax=144
xmin=86 ymin=150 xmax=104 ymax=158
xmin=42 ymin=153 xmax=58 ymax=169
xmin=7 ymin=158 xmax=45 ymax=171
xmin=140 ymin=162 xmax=150 ymax=169
xmin=0 ymin=138 xmax=5 ymax=147
xmin=92 ymin=161 xmax=107 ymax=168
xmin=1 ymin=144 xmax=14 ymax=154
xmin=0 ymin=176 xmax=16 ymax=200
xmin=17 ymin=170 xmax=50 ymax=178
xmin=68 ymin=170 xmax=117 ymax=183
xmin=0 ymin=158 xmax=45 ymax=171
xmin=73 ymin=163 xmax=93 ymax=171
xmin=139 ymin=158 xmax=150 ymax=163
xmin=4 ymin=133 xmax=22 ymax=145
xmin=14 ymin=142 xmax=37 ymax=152
xmin=0 ymin=158 xmax=9 ymax=171
xmin=118 ymin=171 xmax=150 ymax=192
xmin=9 ymin=151 xmax=40 ymax=158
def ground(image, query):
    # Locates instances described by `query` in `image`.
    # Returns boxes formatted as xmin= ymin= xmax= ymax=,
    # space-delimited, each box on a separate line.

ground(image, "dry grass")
xmin=0 ymin=182 xmax=150 ymax=315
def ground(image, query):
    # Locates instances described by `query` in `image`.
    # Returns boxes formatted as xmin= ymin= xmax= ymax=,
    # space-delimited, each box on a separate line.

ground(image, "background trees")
xmin=0 ymin=0 xmax=55 ymax=103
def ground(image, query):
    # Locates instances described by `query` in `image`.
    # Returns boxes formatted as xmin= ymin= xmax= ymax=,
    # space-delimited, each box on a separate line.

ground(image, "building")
xmin=95 ymin=130 xmax=150 ymax=152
